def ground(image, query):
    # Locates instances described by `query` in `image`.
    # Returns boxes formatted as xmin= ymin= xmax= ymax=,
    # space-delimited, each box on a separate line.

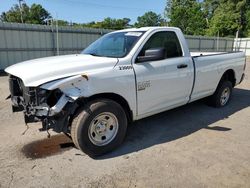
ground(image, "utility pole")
xmin=18 ymin=0 xmax=24 ymax=23
xmin=47 ymin=17 xmax=59 ymax=56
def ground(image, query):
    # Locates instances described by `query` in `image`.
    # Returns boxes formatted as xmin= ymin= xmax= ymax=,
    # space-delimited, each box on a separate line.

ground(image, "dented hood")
xmin=5 ymin=54 xmax=118 ymax=87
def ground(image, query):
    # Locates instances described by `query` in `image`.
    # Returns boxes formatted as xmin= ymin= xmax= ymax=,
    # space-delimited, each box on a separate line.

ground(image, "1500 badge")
xmin=119 ymin=66 xmax=133 ymax=70
xmin=138 ymin=81 xmax=151 ymax=91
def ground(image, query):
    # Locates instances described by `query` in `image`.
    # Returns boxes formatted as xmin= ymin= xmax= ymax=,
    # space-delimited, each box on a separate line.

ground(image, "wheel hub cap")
xmin=96 ymin=122 xmax=106 ymax=133
xmin=220 ymin=87 xmax=230 ymax=106
xmin=88 ymin=112 xmax=119 ymax=146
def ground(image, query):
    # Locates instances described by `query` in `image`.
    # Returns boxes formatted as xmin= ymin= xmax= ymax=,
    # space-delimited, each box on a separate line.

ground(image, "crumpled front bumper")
xmin=8 ymin=75 xmax=75 ymax=130
xmin=11 ymin=92 xmax=78 ymax=133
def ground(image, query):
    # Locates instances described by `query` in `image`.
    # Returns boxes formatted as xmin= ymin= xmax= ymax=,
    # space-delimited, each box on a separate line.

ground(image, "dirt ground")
xmin=0 ymin=61 xmax=250 ymax=188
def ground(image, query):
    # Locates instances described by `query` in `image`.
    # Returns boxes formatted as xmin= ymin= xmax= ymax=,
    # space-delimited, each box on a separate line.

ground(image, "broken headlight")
xmin=37 ymin=88 xmax=63 ymax=107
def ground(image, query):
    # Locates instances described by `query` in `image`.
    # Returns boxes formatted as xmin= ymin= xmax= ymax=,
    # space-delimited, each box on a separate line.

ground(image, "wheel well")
xmin=221 ymin=69 xmax=236 ymax=87
xmin=84 ymin=93 xmax=133 ymax=123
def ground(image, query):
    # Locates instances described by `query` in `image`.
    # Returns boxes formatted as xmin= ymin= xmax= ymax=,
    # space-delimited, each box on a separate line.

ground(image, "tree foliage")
xmin=134 ymin=11 xmax=164 ymax=27
xmin=206 ymin=0 xmax=250 ymax=37
xmin=246 ymin=9 xmax=250 ymax=36
xmin=28 ymin=4 xmax=51 ymax=24
xmin=166 ymin=0 xmax=250 ymax=37
xmin=203 ymin=0 xmax=220 ymax=19
xmin=1 ymin=1 xmax=250 ymax=37
xmin=165 ymin=0 xmax=207 ymax=35
xmin=0 ymin=3 xmax=51 ymax=24
xmin=71 ymin=18 xmax=131 ymax=29
xmin=88 ymin=18 xmax=130 ymax=29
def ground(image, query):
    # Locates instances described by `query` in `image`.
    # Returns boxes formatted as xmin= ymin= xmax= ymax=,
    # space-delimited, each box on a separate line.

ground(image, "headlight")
xmin=36 ymin=88 xmax=63 ymax=107
xmin=37 ymin=88 xmax=49 ymax=105
xmin=46 ymin=89 xmax=63 ymax=107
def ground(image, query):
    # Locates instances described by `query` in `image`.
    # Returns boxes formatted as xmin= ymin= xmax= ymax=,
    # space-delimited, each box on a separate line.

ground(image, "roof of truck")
xmin=112 ymin=26 xmax=180 ymax=33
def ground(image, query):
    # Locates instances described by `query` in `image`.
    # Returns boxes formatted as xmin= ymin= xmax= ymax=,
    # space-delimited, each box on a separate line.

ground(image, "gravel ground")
xmin=0 ymin=60 xmax=250 ymax=188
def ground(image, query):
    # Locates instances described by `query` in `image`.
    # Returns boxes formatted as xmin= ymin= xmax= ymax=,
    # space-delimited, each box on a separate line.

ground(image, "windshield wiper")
xmin=86 ymin=53 xmax=117 ymax=58
xmin=88 ymin=53 xmax=101 ymax=57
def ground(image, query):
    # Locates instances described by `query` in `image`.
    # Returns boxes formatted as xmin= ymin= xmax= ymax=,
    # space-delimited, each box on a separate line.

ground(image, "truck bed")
xmin=189 ymin=51 xmax=245 ymax=102
xmin=191 ymin=51 xmax=233 ymax=57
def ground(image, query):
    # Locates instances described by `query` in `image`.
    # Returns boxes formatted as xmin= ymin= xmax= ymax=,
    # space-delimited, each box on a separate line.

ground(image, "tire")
xmin=71 ymin=99 xmax=127 ymax=157
xmin=208 ymin=80 xmax=233 ymax=108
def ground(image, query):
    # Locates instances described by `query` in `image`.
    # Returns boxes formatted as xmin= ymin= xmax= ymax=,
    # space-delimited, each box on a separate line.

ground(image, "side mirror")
xmin=136 ymin=48 xmax=166 ymax=63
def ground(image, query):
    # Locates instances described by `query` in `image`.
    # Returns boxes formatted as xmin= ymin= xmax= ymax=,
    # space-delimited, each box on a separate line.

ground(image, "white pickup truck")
xmin=5 ymin=27 xmax=246 ymax=157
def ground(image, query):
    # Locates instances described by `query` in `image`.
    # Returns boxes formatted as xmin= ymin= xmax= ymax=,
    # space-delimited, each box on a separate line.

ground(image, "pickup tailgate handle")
xmin=177 ymin=64 xmax=188 ymax=69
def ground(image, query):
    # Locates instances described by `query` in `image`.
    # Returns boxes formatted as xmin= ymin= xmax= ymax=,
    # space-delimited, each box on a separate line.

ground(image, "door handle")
xmin=177 ymin=64 xmax=188 ymax=69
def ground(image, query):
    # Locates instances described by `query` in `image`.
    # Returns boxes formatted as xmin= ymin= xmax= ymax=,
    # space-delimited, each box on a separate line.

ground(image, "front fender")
xmin=40 ymin=75 xmax=89 ymax=100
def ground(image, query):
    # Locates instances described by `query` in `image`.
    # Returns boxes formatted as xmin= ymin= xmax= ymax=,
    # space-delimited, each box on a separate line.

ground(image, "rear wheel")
xmin=71 ymin=99 xmax=127 ymax=157
xmin=208 ymin=80 xmax=233 ymax=107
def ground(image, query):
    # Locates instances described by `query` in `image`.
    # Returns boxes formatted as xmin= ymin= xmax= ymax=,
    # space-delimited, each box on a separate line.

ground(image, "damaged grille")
xmin=9 ymin=75 xmax=63 ymax=109
xmin=9 ymin=75 xmax=37 ymax=106
xmin=9 ymin=75 xmax=23 ymax=96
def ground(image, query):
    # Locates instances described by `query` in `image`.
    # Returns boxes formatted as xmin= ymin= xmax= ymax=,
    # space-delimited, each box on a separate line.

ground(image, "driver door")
xmin=133 ymin=31 xmax=194 ymax=117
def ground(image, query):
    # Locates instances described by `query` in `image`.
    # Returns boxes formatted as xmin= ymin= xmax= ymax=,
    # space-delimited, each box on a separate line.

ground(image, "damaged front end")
xmin=8 ymin=75 xmax=79 ymax=133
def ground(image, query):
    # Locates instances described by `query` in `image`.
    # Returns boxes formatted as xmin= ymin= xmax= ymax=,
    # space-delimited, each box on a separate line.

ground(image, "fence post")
xmin=239 ymin=38 xmax=242 ymax=51
xmin=56 ymin=19 xmax=59 ymax=56
xmin=217 ymin=32 xmax=219 ymax=51
xmin=224 ymin=39 xmax=227 ymax=51
xmin=49 ymin=21 xmax=57 ymax=56
xmin=245 ymin=39 xmax=248 ymax=53
xmin=231 ymin=39 xmax=233 ymax=51
xmin=213 ymin=38 xmax=216 ymax=52
xmin=199 ymin=37 xmax=201 ymax=51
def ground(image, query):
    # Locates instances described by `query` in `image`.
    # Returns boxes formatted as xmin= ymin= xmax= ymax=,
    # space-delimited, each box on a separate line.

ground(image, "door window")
xmin=139 ymin=31 xmax=183 ymax=59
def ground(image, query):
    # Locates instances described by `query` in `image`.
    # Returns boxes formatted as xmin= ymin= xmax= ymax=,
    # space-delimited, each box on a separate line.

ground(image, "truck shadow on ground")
xmin=21 ymin=88 xmax=250 ymax=160
xmin=100 ymin=88 xmax=250 ymax=159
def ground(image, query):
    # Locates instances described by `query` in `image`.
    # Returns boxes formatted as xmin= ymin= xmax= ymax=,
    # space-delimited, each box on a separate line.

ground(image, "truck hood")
xmin=5 ymin=54 xmax=118 ymax=87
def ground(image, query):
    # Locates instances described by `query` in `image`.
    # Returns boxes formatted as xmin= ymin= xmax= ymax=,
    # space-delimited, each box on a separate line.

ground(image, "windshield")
xmin=82 ymin=31 xmax=145 ymax=58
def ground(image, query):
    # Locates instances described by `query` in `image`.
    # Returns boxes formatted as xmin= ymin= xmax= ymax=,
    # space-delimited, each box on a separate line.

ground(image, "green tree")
xmin=203 ymin=0 xmax=220 ymax=19
xmin=99 ymin=17 xmax=131 ymax=29
xmin=245 ymin=9 xmax=250 ymax=36
xmin=207 ymin=0 xmax=249 ymax=37
xmin=240 ymin=0 xmax=250 ymax=36
xmin=0 ymin=4 xmax=28 ymax=23
xmin=0 ymin=3 xmax=51 ymax=24
xmin=27 ymin=4 xmax=51 ymax=24
xmin=77 ymin=17 xmax=131 ymax=30
xmin=134 ymin=11 xmax=164 ymax=27
xmin=50 ymin=19 xmax=70 ymax=26
xmin=165 ymin=0 xmax=207 ymax=35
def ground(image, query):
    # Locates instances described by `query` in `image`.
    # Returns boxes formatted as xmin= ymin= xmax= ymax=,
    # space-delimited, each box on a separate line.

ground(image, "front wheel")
xmin=71 ymin=99 xmax=127 ymax=157
xmin=208 ymin=81 xmax=233 ymax=107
